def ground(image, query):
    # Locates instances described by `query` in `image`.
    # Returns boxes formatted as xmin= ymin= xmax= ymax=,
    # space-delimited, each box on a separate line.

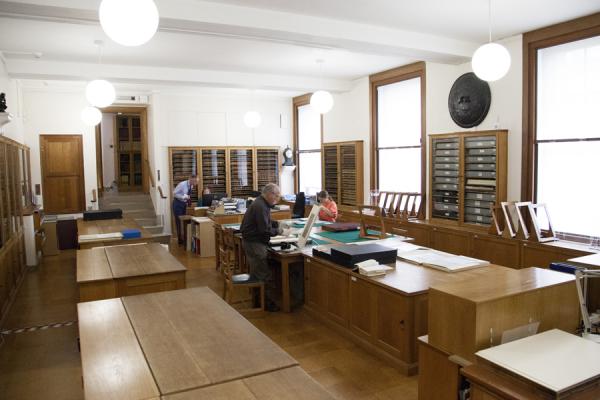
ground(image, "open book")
xmin=78 ymin=232 xmax=123 ymax=242
xmin=355 ymin=259 xmax=394 ymax=277
xmin=397 ymin=248 xmax=489 ymax=272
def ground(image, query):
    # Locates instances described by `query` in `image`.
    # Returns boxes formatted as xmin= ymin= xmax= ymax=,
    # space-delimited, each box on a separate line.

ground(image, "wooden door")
xmin=40 ymin=135 xmax=85 ymax=213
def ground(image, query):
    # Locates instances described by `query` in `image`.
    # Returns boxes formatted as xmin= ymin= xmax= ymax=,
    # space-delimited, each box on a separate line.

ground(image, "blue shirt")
xmin=173 ymin=180 xmax=192 ymax=202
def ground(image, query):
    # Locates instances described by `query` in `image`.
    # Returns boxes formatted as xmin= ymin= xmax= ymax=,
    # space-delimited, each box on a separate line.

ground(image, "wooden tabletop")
xmin=429 ymin=267 xmax=574 ymax=303
xmin=77 ymin=243 xmax=186 ymax=283
xmin=162 ymin=366 xmax=334 ymax=400
xmin=77 ymin=247 xmax=113 ymax=283
xmin=104 ymin=243 xmax=186 ymax=278
xmin=77 ymin=218 xmax=152 ymax=242
xmin=78 ymin=298 xmax=160 ymax=400
xmin=568 ymin=252 xmax=600 ymax=267
xmin=121 ymin=287 xmax=298 ymax=395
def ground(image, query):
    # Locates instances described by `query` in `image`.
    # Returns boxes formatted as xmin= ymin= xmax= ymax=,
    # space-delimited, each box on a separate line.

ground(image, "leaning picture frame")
xmin=500 ymin=201 xmax=518 ymax=238
xmin=526 ymin=203 xmax=556 ymax=242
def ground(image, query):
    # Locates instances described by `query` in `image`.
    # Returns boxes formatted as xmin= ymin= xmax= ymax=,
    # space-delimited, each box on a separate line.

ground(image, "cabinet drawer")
xmin=434 ymin=183 xmax=458 ymax=191
xmin=465 ymin=192 xmax=496 ymax=202
xmin=435 ymin=149 xmax=459 ymax=156
xmin=465 ymin=207 xmax=492 ymax=217
xmin=434 ymin=163 xmax=459 ymax=171
xmin=434 ymin=141 xmax=459 ymax=150
xmin=466 ymin=170 xmax=496 ymax=179
xmin=436 ymin=156 xmax=459 ymax=163
xmin=465 ymin=199 xmax=493 ymax=208
xmin=434 ymin=169 xmax=459 ymax=177
xmin=434 ymin=202 xmax=459 ymax=212
xmin=465 ymin=163 xmax=496 ymax=171
xmin=433 ymin=196 xmax=458 ymax=204
xmin=432 ymin=210 xmax=458 ymax=219
xmin=467 ymin=148 xmax=496 ymax=156
xmin=434 ymin=176 xmax=459 ymax=184
xmin=466 ymin=156 xmax=496 ymax=163
xmin=465 ymin=214 xmax=492 ymax=225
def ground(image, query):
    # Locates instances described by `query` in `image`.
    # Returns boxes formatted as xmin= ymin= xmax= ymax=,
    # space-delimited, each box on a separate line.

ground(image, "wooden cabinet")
xmin=169 ymin=146 xmax=280 ymax=202
xmin=418 ymin=337 xmax=460 ymax=400
xmin=520 ymin=241 xmax=587 ymax=269
xmin=430 ymin=226 xmax=470 ymax=255
xmin=305 ymin=258 xmax=349 ymax=328
xmin=430 ymin=130 xmax=507 ymax=227
xmin=0 ymin=136 xmax=29 ymax=322
xmin=349 ymin=276 xmax=376 ymax=341
xmin=471 ymin=233 xmax=520 ymax=268
xmin=375 ymin=286 xmax=411 ymax=361
xmin=117 ymin=115 xmax=142 ymax=190
xmin=322 ymin=141 xmax=364 ymax=208
xmin=305 ymin=258 xmax=328 ymax=313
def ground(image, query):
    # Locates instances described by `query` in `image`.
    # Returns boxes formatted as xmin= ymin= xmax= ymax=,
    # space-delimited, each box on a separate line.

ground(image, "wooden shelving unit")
xmin=228 ymin=148 xmax=254 ymax=198
xmin=168 ymin=146 xmax=280 ymax=203
xmin=168 ymin=148 xmax=199 ymax=204
xmin=429 ymin=130 xmax=507 ymax=227
xmin=200 ymin=148 xmax=227 ymax=195
xmin=321 ymin=141 xmax=364 ymax=208
xmin=255 ymin=148 xmax=280 ymax=191
xmin=116 ymin=115 xmax=142 ymax=190
xmin=0 ymin=136 xmax=30 ymax=323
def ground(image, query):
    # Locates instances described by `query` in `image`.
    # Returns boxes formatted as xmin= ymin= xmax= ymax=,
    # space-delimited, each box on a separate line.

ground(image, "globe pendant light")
xmin=310 ymin=59 xmax=334 ymax=114
xmin=86 ymin=79 xmax=116 ymax=108
xmin=243 ymin=111 xmax=262 ymax=129
xmin=99 ymin=0 xmax=159 ymax=46
xmin=472 ymin=0 xmax=511 ymax=82
xmin=310 ymin=90 xmax=334 ymax=114
xmin=81 ymin=106 xmax=102 ymax=126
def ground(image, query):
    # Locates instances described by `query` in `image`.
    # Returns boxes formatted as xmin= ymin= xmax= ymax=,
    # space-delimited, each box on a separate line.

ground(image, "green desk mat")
xmin=292 ymin=221 xmax=329 ymax=228
xmin=309 ymin=235 xmax=330 ymax=245
xmin=314 ymin=229 xmax=391 ymax=243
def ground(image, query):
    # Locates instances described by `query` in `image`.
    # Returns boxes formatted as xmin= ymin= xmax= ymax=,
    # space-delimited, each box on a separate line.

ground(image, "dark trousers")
xmin=172 ymin=199 xmax=187 ymax=243
xmin=243 ymin=239 xmax=275 ymax=300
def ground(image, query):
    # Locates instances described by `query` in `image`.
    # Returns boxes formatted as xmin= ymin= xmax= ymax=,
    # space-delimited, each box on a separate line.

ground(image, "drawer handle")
xmin=399 ymin=320 xmax=405 ymax=329
xmin=351 ymin=276 xmax=357 ymax=282
xmin=474 ymin=234 xmax=478 ymax=238
xmin=306 ymin=259 xmax=311 ymax=263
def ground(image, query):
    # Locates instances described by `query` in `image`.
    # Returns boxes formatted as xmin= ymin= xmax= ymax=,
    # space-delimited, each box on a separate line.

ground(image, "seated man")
xmin=240 ymin=183 xmax=288 ymax=312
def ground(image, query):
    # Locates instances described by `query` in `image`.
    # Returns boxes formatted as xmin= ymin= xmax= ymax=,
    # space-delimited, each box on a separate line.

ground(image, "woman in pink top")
xmin=317 ymin=190 xmax=338 ymax=222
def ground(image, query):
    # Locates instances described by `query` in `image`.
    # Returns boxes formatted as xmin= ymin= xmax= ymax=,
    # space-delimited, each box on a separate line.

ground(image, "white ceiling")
xmin=0 ymin=0 xmax=598 ymax=94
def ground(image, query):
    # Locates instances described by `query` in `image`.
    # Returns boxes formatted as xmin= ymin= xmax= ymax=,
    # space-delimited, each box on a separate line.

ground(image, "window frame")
xmin=292 ymin=93 xmax=323 ymax=194
xmin=369 ymin=62 xmax=426 ymax=195
xmin=522 ymin=13 xmax=600 ymax=240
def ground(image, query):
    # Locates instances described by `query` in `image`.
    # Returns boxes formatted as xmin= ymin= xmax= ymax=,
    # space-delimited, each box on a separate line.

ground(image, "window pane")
xmin=298 ymin=104 xmax=321 ymax=150
xmin=537 ymin=141 xmax=600 ymax=237
xmin=298 ymin=152 xmax=322 ymax=196
xmin=377 ymin=77 xmax=422 ymax=148
xmin=537 ymin=35 xmax=600 ymax=140
xmin=378 ymin=148 xmax=421 ymax=192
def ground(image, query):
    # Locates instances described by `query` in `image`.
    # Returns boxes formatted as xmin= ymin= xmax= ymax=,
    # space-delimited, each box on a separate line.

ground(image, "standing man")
xmin=240 ymin=183 xmax=288 ymax=312
xmin=172 ymin=175 xmax=199 ymax=244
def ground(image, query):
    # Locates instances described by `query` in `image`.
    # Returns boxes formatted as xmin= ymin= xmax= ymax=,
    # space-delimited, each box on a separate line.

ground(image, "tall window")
xmin=524 ymin=16 xmax=600 ymax=240
xmin=294 ymin=95 xmax=322 ymax=195
xmin=370 ymin=63 xmax=425 ymax=194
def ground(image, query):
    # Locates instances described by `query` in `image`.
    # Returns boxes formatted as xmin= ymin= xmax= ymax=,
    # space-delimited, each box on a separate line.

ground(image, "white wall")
xmin=22 ymin=88 xmax=98 ymax=211
xmin=150 ymin=91 xmax=294 ymax=233
xmin=100 ymin=113 xmax=116 ymax=188
xmin=323 ymin=77 xmax=371 ymax=203
xmin=427 ymin=35 xmax=523 ymax=201
xmin=321 ymin=35 xmax=524 ymax=204
xmin=0 ymin=60 xmax=25 ymax=143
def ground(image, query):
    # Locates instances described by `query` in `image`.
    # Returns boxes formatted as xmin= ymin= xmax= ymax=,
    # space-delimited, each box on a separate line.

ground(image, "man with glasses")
xmin=241 ymin=183 xmax=288 ymax=312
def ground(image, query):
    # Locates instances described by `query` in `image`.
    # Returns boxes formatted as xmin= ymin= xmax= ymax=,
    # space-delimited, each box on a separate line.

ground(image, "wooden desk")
xmin=302 ymin=247 xmax=503 ymax=376
xmin=77 ymin=218 xmax=155 ymax=249
xmin=77 ymin=243 xmax=186 ymax=302
xmin=77 ymin=287 xmax=300 ymax=399
xmin=568 ymin=252 xmax=600 ymax=312
xmin=462 ymin=329 xmax=600 ymax=400
xmin=162 ymin=366 xmax=334 ymax=400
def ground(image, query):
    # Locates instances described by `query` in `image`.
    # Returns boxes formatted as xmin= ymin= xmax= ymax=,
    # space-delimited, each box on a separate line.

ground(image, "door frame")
xmin=100 ymin=106 xmax=149 ymax=194
xmin=39 ymin=134 xmax=86 ymax=213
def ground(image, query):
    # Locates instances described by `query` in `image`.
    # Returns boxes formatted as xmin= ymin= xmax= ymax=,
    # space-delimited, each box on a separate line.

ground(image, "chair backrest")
xmin=293 ymin=192 xmax=306 ymax=218
xmin=220 ymin=228 xmax=237 ymax=278
xmin=357 ymin=205 xmax=387 ymax=239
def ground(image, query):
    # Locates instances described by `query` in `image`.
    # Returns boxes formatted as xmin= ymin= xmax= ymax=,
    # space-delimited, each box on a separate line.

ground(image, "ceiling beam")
xmin=5 ymin=58 xmax=354 ymax=92
xmin=0 ymin=0 xmax=477 ymax=63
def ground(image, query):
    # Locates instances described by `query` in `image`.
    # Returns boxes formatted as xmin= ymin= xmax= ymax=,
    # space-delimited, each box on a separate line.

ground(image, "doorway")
xmin=96 ymin=106 xmax=149 ymax=195
xmin=40 ymin=134 xmax=85 ymax=213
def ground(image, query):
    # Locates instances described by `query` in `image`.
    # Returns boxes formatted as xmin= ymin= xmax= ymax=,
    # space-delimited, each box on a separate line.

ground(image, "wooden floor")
xmin=0 ymin=242 xmax=418 ymax=400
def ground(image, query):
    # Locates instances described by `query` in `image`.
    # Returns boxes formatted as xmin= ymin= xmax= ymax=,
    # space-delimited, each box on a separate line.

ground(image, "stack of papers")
xmin=78 ymin=232 xmax=123 ymax=242
xmin=356 ymin=259 xmax=394 ymax=277
xmin=397 ymin=249 xmax=489 ymax=272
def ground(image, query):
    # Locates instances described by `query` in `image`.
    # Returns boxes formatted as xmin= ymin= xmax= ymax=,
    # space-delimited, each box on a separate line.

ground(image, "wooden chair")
xmin=220 ymin=228 xmax=264 ymax=312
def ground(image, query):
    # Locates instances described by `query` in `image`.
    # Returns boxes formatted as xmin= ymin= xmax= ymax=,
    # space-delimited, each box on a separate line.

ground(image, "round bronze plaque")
xmin=448 ymin=72 xmax=491 ymax=128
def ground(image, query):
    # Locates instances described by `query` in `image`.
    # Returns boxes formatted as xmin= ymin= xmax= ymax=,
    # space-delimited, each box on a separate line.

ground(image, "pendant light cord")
xmin=488 ymin=0 xmax=492 ymax=43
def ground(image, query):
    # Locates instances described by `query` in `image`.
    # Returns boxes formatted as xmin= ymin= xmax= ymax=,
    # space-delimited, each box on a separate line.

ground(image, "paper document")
xmin=397 ymin=249 xmax=489 ymax=272
xmin=356 ymin=259 xmax=394 ymax=276
xmin=78 ymin=232 xmax=123 ymax=242
xmin=269 ymin=235 xmax=299 ymax=244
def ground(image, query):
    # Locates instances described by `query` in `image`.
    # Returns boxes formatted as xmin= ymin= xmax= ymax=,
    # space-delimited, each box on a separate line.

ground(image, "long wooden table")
xmin=78 ymin=287 xmax=332 ymax=399
xmin=77 ymin=243 xmax=186 ymax=301
xmin=77 ymin=218 xmax=155 ymax=249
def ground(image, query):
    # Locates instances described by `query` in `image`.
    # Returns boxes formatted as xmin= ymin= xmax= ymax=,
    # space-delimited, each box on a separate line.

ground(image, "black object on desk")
xmin=83 ymin=209 xmax=123 ymax=221
xmin=201 ymin=193 xmax=226 ymax=207
xmin=314 ymin=243 xmax=397 ymax=268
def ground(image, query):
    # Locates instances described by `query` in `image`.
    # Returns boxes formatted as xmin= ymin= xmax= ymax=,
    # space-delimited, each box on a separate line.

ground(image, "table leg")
xmin=281 ymin=260 xmax=291 ymax=313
